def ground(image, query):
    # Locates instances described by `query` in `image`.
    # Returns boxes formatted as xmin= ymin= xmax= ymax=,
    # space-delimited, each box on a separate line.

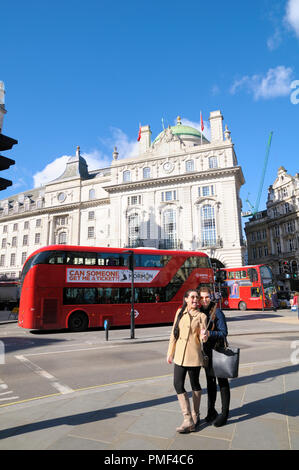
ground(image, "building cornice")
xmin=267 ymin=210 xmax=299 ymax=226
xmin=104 ymin=166 xmax=244 ymax=193
xmin=0 ymin=198 xmax=110 ymax=223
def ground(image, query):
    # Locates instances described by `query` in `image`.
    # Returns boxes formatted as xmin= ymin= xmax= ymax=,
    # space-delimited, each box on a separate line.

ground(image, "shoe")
xmin=176 ymin=393 xmax=195 ymax=433
xmin=205 ymin=408 xmax=218 ymax=423
xmin=213 ymin=386 xmax=230 ymax=427
xmin=213 ymin=412 xmax=228 ymax=427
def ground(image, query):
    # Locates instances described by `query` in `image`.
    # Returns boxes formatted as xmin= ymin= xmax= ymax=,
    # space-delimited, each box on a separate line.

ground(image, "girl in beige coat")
xmin=167 ymin=289 xmax=207 ymax=433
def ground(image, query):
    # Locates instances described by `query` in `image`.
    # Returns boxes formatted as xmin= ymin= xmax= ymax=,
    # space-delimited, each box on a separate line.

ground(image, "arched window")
xmin=123 ymin=170 xmax=131 ymax=183
xmin=163 ymin=209 xmax=176 ymax=247
xmin=89 ymin=189 xmax=95 ymax=200
xmin=143 ymin=167 xmax=151 ymax=179
xmin=185 ymin=160 xmax=194 ymax=172
xmin=58 ymin=231 xmax=67 ymax=245
xmin=209 ymin=156 xmax=218 ymax=169
xmin=128 ymin=212 xmax=139 ymax=246
xmin=201 ymin=204 xmax=216 ymax=247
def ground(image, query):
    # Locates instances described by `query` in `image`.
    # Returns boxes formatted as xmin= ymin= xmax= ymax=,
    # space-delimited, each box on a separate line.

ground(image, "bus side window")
xmin=97 ymin=255 xmax=105 ymax=266
xmin=118 ymin=256 xmax=126 ymax=267
xmin=241 ymin=270 xmax=247 ymax=278
xmin=84 ymin=288 xmax=97 ymax=303
xmin=48 ymin=254 xmax=65 ymax=264
xmin=248 ymin=268 xmax=258 ymax=282
xmin=66 ymin=255 xmax=74 ymax=264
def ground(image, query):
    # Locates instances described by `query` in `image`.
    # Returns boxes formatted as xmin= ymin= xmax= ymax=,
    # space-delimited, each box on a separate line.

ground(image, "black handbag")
xmin=209 ymin=339 xmax=240 ymax=378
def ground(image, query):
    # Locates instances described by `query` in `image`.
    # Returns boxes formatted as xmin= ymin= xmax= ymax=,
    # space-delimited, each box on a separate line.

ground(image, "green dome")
xmin=153 ymin=117 xmax=207 ymax=144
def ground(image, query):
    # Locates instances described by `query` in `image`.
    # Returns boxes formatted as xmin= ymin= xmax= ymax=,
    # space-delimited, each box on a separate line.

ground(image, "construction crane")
xmin=242 ymin=131 xmax=273 ymax=218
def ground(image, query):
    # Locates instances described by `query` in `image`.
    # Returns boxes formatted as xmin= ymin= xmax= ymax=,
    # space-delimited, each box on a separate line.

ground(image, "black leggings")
xmin=204 ymin=368 xmax=229 ymax=404
xmin=173 ymin=364 xmax=202 ymax=394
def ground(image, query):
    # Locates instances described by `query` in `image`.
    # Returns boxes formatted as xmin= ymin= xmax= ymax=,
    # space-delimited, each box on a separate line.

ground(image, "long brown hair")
xmin=173 ymin=289 xmax=198 ymax=340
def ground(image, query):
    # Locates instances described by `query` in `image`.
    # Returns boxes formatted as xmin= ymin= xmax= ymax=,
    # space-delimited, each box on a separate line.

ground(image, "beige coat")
xmin=167 ymin=308 xmax=207 ymax=367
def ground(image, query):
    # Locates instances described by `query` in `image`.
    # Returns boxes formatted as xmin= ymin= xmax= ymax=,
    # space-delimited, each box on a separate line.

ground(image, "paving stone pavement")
xmin=0 ymin=357 xmax=298 ymax=451
xmin=0 ymin=308 xmax=298 ymax=452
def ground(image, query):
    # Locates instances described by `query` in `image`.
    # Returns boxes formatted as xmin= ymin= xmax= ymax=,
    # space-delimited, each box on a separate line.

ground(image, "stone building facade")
xmin=245 ymin=166 xmax=299 ymax=290
xmin=0 ymin=111 xmax=245 ymax=278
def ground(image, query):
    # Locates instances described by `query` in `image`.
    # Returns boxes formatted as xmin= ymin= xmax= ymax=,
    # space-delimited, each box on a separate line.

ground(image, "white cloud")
xmin=33 ymin=150 xmax=111 ymax=187
xmin=266 ymin=0 xmax=299 ymax=49
xmin=284 ymin=0 xmax=299 ymax=38
xmin=267 ymin=28 xmax=283 ymax=50
xmin=230 ymin=65 xmax=294 ymax=100
xmin=12 ymin=177 xmax=27 ymax=190
xmin=108 ymin=127 xmax=139 ymax=158
xmin=33 ymin=127 xmax=139 ymax=187
xmin=82 ymin=149 xmax=111 ymax=170
xmin=33 ymin=155 xmax=69 ymax=187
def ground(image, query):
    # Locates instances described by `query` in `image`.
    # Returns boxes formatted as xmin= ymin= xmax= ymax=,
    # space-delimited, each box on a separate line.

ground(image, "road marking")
xmin=0 ymin=393 xmax=61 ymax=408
xmin=0 ymin=380 xmax=19 ymax=402
xmin=1 ymin=356 xmax=294 ymax=409
xmin=0 ymin=396 xmax=19 ymax=402
xmin=0 ymin=373 xmax=173 ymax=408
xmin=15 ymin=355 xmax=74 ymax=395
xmin=19 ymin=345 xmax=117 ymax=357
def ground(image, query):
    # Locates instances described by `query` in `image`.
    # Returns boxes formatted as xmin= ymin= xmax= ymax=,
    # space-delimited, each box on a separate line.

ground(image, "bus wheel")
xmin=68 ymin=311 xmax=89 ymax=332
xmin=238 ymin=301 xmax=247 ymax=311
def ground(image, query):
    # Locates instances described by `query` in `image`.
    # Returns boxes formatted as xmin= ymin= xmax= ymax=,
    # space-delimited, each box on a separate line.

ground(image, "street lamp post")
xmin=124 ymin=249 xmax=135 ymax=339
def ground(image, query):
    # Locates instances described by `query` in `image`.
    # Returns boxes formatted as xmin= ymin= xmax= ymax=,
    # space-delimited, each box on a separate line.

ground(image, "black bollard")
xmin=104 ymin=319 xmax=109 ymax=341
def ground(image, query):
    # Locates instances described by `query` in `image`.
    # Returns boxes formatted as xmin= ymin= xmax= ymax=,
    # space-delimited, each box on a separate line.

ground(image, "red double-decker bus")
xmin=18 ymin=245 xmax=214 ymax=331
xmin=217 ymin=264 xmax=275 ymax=311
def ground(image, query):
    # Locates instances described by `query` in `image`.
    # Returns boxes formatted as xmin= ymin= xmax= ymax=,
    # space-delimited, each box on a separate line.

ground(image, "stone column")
xmin=209 ymin=110 xmax=224 ymax=142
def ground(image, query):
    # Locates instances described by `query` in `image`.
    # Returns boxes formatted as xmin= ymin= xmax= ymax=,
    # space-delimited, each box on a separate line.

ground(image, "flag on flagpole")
xmin=200 ymin=111 xmax=204 ymax=131
xmin=137 ymin=124 xmax=141 ymax=141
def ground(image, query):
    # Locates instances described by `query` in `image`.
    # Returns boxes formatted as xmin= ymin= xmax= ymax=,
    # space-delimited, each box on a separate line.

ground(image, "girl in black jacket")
xmin=199 ymin=286 xmax=230 ymax=427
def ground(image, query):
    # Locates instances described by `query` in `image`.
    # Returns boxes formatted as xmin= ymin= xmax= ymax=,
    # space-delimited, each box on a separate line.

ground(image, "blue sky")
xmin=1 ymin=0 xmax=299 ymax=226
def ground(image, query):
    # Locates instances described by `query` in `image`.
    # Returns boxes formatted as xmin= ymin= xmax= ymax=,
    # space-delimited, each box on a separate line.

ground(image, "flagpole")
xmin=200 ymin=111 xmax=203 ymax=145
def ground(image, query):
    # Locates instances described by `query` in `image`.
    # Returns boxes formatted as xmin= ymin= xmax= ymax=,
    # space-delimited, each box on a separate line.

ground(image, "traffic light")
xmin=283 ymin=261 xmax=290 ymax=278
xmin=0 ymin=133 xmax=17 ymax=190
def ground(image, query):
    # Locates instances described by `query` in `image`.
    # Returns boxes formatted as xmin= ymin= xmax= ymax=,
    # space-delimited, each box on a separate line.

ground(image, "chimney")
xmin=139 ymin=125 xmax=152 ymax=155
xmin=209 ymin=110 xmax=224 ymax=142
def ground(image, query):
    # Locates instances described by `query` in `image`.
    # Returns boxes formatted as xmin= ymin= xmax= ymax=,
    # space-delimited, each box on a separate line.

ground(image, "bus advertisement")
xmin=18 ymin=245 xmax=214 ymax=331
xmin=217 ymin=264 xmax=275 ymax=311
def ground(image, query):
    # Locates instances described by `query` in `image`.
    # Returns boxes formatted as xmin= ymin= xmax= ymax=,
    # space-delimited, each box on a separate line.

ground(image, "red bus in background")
xmin=18 ymin=245 xmax=214 ymax=331
xmin=217 ymin=264 xmax=274 ymax=311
